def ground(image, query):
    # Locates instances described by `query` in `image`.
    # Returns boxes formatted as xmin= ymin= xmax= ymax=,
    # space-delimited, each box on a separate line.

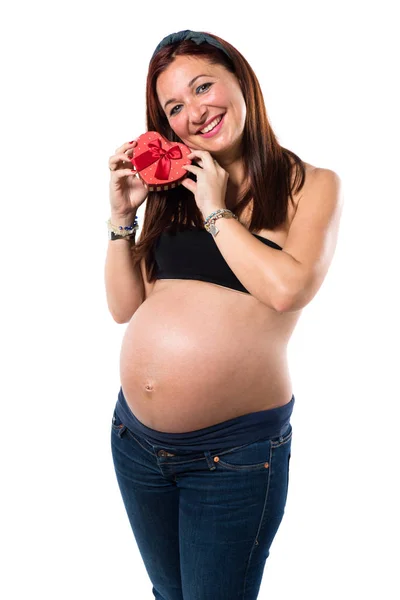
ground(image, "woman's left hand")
xmin=180 ymin=149 xmax=229 ymax=218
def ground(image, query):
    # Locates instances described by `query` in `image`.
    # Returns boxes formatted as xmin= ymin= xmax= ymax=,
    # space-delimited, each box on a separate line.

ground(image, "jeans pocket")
xmin=213 ymin=424 xmax=292 ymax=472
xmin=111 ymin=407 xmax=126 ymax=431
xmin=212 ymin=437 xmax=273 ymax=471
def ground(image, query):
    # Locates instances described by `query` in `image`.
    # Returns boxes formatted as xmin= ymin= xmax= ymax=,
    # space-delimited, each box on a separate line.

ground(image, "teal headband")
xmin=151 ymin=29 xmax=232 ymax=62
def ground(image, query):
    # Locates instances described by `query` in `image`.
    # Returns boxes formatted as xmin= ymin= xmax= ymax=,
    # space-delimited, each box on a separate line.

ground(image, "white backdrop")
xmin=1 ymin=0 xmax=399 ymax=598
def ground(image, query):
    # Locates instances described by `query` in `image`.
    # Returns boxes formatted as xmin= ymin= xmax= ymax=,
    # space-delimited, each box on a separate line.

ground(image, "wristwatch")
xmin=108 ymin=230 xmax=134 ymax=241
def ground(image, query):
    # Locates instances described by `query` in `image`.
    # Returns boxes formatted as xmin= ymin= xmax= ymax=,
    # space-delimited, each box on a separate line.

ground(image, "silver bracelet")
xmin=204 ymin=209 xmax=238 ymax=238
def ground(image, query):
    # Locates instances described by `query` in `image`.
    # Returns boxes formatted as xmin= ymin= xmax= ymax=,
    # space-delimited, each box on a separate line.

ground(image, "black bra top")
xmin=153 ymin=228 xmax=283 ymax=294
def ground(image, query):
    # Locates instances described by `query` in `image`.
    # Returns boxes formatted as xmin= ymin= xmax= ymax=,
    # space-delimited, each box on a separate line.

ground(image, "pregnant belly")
xmin=119 ymin=282 xmax=292 ymax=432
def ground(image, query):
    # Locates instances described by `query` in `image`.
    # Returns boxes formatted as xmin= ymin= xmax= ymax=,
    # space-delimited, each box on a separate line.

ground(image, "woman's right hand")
xmin=108 ymin=140 xmax=149 ymax=216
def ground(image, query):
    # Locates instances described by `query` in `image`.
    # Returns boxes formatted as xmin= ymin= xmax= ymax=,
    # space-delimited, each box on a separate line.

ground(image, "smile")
xmin=198 ymin=114 xmax=225 ymax=138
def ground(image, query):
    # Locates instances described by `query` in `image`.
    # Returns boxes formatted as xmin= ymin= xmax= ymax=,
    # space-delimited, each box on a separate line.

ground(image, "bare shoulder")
xmin=288 ymin=160 xmax=316 ymax=216
xmin=294 ymin=161 xmax=342 ymax=200
xmin=303 ymin=161 xmax=318 ymax=174
xmin=307 ymin=165 xmax=343 ymax=204
xmin=286 ymin=160 xmax=342 ymax=230
xmin=304 ymin=161 xmax=341 ymax=180
xmin=296 ymin=160 xmax=321 ymax=184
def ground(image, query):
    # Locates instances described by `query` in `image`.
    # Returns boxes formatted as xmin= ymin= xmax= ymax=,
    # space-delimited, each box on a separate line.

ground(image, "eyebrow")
xmin=163 ymin=74 xmax=210 ymax=110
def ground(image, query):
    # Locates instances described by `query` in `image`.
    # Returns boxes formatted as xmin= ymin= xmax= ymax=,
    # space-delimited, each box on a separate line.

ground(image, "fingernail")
xmin=129 ymin=140 xmax=134 ymax=144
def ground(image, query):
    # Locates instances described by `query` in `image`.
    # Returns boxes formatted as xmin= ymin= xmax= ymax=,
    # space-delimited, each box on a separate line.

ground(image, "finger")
xmin=118 ymin=152 xmax=135 ymax=164
xmin=185 ymin=149 xmax=202 ymax=158
xmin=109 ymin=152 xmax=136 ymax=171
xmin=110 ymin=167 xmax=141 ymax=179
xmin=187 ymin=149 xmax=214 ymax=163
xmin=109 ymin=142 xmax=137 ymax=168
xmin=115 ymin=140 xmax=138 ymax=154
xmin=187 ymin=148 xmax=209 ymax=155
xmin=180 ymin=178 xmax=195 ymax=193
xmin=181 ymin=164 xmax=200 ymax=173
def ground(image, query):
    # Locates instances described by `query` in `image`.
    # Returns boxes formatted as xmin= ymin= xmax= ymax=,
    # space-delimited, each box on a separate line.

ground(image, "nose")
xmin=187 ymin=102 xmax=208 ymax=130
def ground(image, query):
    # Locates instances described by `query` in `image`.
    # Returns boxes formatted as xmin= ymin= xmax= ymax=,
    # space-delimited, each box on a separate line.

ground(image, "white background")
xmin=1 ymin=0 xmax=399 ymax=598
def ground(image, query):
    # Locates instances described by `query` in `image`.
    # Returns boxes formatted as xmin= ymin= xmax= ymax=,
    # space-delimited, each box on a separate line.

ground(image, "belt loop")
xmin=117 ymin=424 xmax=127 ymax=438
xmin=204 ymin=450 xmax=217 ymax=470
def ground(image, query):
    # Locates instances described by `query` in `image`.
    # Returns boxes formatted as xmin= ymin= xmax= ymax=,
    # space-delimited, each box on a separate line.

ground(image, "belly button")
xmin=144 ymin=383 xmax=154 ymax=392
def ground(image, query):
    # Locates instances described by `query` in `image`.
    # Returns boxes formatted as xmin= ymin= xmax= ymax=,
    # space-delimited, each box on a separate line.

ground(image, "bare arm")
xmin=104 ymin=212 xmax=145 ymax=323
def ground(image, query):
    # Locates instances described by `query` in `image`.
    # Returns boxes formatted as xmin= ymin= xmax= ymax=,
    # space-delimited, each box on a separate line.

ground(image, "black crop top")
xmin=153 ymin=228 xmax=283 ymax=294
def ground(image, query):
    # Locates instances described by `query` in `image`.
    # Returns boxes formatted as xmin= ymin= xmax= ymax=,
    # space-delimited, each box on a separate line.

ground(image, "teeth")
xmin=200 ymin=115 xmax=223 ymax=134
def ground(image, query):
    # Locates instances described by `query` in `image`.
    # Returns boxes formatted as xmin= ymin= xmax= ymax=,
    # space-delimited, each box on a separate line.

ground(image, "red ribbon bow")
xmin=133 ymin=137 xmax=183 ymax=180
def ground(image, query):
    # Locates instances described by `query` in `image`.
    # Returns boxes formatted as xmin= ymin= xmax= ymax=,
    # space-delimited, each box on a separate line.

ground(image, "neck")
xmin=225 ymin=170 xmax=249 ymax=211
xmin=213 ymin=157 xmax=247 ymax=210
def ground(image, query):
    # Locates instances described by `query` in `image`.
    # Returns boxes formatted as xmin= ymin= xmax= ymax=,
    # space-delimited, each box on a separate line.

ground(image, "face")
xmin=156 ymin=55 xmax=246 ymax=158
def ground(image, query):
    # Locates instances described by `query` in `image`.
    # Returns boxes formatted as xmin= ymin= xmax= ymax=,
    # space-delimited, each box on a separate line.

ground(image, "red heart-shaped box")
xmin=130 ymin=131 xmax=192 ymax=192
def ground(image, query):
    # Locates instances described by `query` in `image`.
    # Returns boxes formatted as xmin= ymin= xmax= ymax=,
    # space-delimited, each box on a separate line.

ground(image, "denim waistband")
xmin=115 ymin=386 xmax=295 ymax=452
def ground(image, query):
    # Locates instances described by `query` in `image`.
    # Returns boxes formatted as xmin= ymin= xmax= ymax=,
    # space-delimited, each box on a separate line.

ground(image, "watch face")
xmin=110 ymin=231 xmax=134 ymax=240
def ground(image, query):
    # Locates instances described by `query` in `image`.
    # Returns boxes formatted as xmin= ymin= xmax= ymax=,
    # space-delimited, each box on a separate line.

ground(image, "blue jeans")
xmin=111 ymin=405 xmax=292 ymax=600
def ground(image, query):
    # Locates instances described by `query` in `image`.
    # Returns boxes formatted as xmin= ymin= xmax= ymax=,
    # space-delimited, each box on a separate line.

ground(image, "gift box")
xmin=130 ymin=131 xmax=192 ymax=192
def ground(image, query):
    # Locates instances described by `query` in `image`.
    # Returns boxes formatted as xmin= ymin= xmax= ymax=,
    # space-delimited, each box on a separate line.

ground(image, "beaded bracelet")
xmin=106 ymin=215 xmax=139 ymax=237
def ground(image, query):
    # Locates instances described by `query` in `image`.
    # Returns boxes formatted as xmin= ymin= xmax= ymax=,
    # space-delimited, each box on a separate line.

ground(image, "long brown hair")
xmin=131 ymin=32 xmax=306 ymax=281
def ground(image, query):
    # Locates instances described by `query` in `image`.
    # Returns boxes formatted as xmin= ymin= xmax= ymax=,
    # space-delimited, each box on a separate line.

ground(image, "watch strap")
xmin=109 ymin=230 xmax=135 ymax=241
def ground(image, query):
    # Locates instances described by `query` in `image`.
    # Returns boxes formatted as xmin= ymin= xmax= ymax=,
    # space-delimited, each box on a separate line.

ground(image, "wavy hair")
xmin=130 ymin=32 xmax=306 ymax=281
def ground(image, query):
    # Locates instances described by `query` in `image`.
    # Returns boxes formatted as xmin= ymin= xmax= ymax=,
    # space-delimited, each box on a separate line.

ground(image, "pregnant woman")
xmin=105 ymin=30 xmax=343 ymax=600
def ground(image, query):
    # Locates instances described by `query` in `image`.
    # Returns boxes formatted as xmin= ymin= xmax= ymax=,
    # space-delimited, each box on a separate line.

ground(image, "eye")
xmin=169 ymin=82 xmax=213 ymax=116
